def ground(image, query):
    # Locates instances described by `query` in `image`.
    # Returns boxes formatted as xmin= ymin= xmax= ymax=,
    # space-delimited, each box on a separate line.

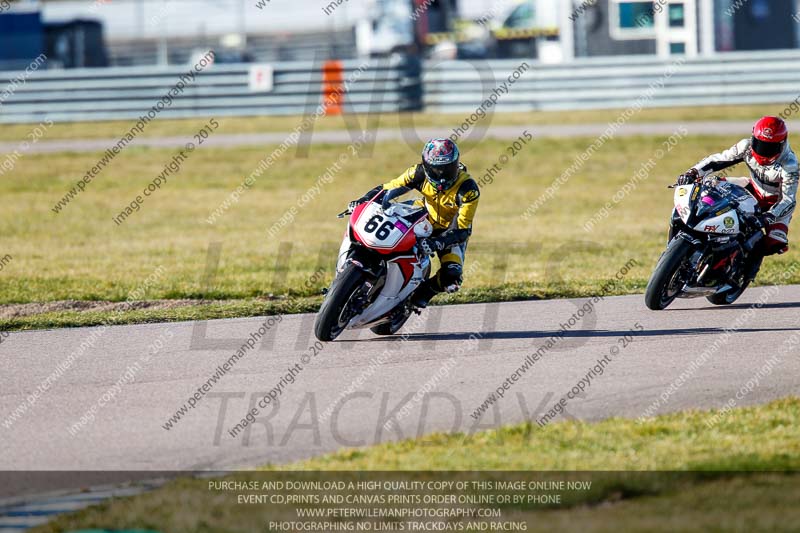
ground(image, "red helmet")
xmin=751 ymin=116 xmax=788 ymax=165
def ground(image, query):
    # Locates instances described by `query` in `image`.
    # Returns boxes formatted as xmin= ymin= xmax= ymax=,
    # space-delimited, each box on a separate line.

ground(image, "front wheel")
xmin=314 ymin=263 xmax=368 ymax=342
xmin=645 ymin=237 xmax=695 ymax=310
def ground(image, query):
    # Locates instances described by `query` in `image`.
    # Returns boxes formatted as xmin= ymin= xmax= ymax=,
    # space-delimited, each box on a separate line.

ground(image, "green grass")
xmin=0 ymin=104 xmax=783 ymax=142
xmin=3 ymin=108 xmax=800 ymax=331
xmin=1 ymin=282 xmax=646 ymax=330
xmin=30 ymin=397 xmax=800 ymax=533
xmin=293 ymin=397 xmax=800 ymax=470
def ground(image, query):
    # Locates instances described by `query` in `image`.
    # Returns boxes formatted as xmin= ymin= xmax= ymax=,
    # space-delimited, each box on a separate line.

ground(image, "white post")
xmin=238 ymin=0 xmax=247 ymax=48
xmin=157 ymin=0 xmax=169 ymax=65
xmin=559 ymin=0 xmax=575 ymax=61
xmin=654 ymin=1 xmax=668 ymax=58
xmin=698 ymin=0 xmax=715 ymax=55
xmin=656 ymin=0 xmax=698 ymax=58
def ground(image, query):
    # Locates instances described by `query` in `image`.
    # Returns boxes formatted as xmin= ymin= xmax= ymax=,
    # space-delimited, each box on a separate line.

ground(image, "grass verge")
xmin=3 ymin=109 xmax=799 ymax=330
xmin=0 ymin=282 xmax=647 ymax=331
xmin=0 ymin=104 xmax=780 ymax=142
xmin=30 ymin=397 xmax=800 ymax=533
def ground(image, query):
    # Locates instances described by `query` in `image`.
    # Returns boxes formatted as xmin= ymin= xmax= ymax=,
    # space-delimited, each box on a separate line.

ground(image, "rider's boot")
xmin=411 ymin=279 xmax=439 ymax=309
xmin=743 ymin=250 xmax=765 ymax=284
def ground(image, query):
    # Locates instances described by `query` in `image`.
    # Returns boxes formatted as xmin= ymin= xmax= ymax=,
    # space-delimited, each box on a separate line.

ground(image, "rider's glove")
xmin=419 ymin=238 xmax=443 ymax=256
xmin=347 ymin=199 xmax=362 ymax=213
xmin=676 ymin=168 xmax=700 ymax=185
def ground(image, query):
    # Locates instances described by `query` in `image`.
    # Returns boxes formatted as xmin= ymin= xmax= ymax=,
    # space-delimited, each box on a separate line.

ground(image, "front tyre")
xmin=314 ymin=263 xmax=367 ymax=342
xmin=645 ymin=237 xmax=694 ymax=310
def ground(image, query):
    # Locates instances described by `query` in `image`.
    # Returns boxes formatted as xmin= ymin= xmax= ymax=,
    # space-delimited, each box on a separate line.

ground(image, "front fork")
xmin=335 ymin=232 xmax=351 ymax=273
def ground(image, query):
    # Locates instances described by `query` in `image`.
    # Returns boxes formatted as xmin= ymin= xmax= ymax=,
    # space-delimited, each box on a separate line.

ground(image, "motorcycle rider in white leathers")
xmin=678 ymin=116 xmax=798 ymax=281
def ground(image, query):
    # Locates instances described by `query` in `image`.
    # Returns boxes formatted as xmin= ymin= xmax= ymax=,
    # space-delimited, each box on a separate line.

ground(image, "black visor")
xmin=423 ymin=161 xmax=459 ymax=190
xmin=751 ymin=136 xmax=784 ymax=159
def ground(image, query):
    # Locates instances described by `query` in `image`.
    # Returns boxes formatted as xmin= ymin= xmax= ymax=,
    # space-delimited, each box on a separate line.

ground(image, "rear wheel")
xmin=314 ymin=264 xmax=368 ymax=342
xmin=370 ymin=308 xmax=412 ymax=336
xmin=706 ymin=282 xmax=750 ymax=305
xmin=706 ymin=257 xmax=753 ymax=305
xmin=645 ymin=237 xmax=695 ymax=310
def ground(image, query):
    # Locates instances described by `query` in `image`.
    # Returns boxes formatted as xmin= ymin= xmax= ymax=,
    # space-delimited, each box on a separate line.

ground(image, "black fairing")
xmin=667 ymin=181 xmax=759 ymax=289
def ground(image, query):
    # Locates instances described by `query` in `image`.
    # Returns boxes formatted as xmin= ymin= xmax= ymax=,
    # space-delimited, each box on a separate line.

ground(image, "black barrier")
xmin=399 ymin=54 xmax=424 ymax=112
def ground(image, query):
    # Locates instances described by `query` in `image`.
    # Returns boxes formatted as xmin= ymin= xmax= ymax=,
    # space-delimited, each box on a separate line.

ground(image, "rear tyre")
xmin=707 ymin=249 xmax=760 ymax=305
xmin=706 ymin=282 xmax=750 ymax=305
xmin=314 ymin=263 xmax=367 ymax=342
xmin=370 ymin=309 xmax=412 ymax=336
xmin=645 ymin=237 xmax=694 ymax=310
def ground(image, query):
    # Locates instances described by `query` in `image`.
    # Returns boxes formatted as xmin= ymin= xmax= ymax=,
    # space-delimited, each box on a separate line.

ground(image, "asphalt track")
xmin=0 ymin=121 xmax=766 ymax=154
xmin=3 ymin=286 xmax=800 ymax=485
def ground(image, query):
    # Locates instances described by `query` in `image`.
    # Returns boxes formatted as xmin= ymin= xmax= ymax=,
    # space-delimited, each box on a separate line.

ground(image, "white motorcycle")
xmin=314 ymin=190 xmax=434 ymax=341
xmin=645 ymin=176 xmax=766 ymax=310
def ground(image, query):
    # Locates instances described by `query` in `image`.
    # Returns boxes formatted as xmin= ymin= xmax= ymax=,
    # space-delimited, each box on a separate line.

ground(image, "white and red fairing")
xmin=336 ymin=197 xmax=433 ymax=328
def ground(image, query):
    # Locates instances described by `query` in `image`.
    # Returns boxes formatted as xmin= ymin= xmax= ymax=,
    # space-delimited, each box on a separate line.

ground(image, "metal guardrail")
xmin=424 ymin=50 xmax=800 ymax=113
xmin=107 ymin=30 xmax=358 ymax=67
xmin=2 ymin=50 xmax=800 ymax=124
xmin=0 ymin=56 xmax=422 ymax=124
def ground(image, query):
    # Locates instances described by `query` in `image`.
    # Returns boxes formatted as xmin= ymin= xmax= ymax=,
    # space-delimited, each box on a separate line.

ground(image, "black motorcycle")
xmin=645 ymin=176 xmax=766 ymax=310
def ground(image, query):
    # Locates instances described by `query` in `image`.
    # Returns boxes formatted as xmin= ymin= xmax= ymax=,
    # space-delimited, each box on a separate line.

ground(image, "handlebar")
xmin=669 ymin=175 xmax=722 ymax=189
xmin=337 ymin=209 xmax=351 ymax=219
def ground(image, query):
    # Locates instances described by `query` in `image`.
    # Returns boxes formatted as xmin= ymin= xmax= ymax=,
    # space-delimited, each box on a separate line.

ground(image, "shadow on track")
xmin=689 ymin=301 xmax=800 ymax=311
xmin=350 ymin=326 xmax=800 ymax=343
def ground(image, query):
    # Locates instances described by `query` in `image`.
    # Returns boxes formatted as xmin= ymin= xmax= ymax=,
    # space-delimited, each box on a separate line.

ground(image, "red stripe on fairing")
xmin=392 ymin=256 xmax=418 ymax=288
xmin=395 ymin=220 xmax=409 ymax=232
